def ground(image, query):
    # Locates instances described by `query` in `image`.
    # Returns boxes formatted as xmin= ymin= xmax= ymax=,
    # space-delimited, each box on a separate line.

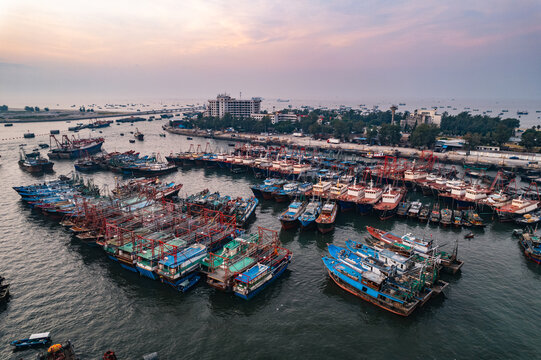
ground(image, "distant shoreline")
xmin=0 ymin=106 xmax=201 ymax=123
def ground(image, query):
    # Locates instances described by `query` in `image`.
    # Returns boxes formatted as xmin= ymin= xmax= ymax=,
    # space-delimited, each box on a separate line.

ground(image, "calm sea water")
xmin=2 ymin=96 xmax=540 ymax=127
xmin=0 ymin=120 xmax=540 ymax=359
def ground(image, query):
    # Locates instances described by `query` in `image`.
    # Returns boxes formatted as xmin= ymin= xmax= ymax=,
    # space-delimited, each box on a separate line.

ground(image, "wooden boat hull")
xmin=280 ymin=218 xmax=299 ymax=230
xmin=317 ymin=221 xmax=335 ymax=234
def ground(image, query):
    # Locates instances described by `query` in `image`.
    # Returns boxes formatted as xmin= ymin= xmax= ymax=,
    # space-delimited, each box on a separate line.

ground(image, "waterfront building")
xmin=401 ymin=108 xmax=442 ymax=129
xmin=251 ymin=111 xmax=300 ymax=124
xmin=206 ymin=94 xmax=262 ymax=118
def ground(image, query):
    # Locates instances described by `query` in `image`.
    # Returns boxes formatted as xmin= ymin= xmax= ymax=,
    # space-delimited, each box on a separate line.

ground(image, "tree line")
xmin=187 ymin=109 xmax=522 ymax=150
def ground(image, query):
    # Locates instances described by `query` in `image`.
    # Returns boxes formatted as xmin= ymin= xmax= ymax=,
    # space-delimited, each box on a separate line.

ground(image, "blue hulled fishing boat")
xmin=233 ymin=247 xmax=291 ymax=300
xmin=298 ymin=200 xmax=321 ymax=230
xmin=279 ymin=201 xmax=307 ymax=230
xmin=157 ymin=243 xmax=207 ymax=291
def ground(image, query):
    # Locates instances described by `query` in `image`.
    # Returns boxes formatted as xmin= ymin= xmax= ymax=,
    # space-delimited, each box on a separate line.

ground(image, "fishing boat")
xmin=204 ymin=233 xmax=261 ymax=291
xmin=329 ymin=181 xmax=348 ymax=200
xmin=11 ymin=332 xmax=52 ymax=350
xmin=518 ymin=230 xmax=541 ymax=264
xmin=322 ymin=256 xmax=426 ymax=316
xmin=338 ymin=181 xmax=364 ymax=212
xmin=407 ymin=201 xmax=422 ymax=218
xmin=316 ymin=201 xmax=338 ymax=233
xmin=312 ymin=178 xmax=332 ymax=197
xmin=396 ymin=201 xmax=410 ymax=217
xmin=481 ymin=190 xmax=512 ymax=211
xmin=497 ymin=197 xmax=539 ymax=222
xmin=464 ymin=209 xmax=486 ymax=227
xmin=233 ymin=247 xmax=292 ymax=300
xmin=452 ymin=210 xmax=463 ymax=227
xmin=23 ymin=131 xmax=35 ymax=138
xmin=418 ymin=204 xmax=430 ymax=222
xmin=357 ymin=180 xmax=382 ymax=215
xmin=373 ymin=187 xmax=405 ymax=220
xmin=18 ymin=148 xmax=54 ymax=173
xmin=440 ymin=208 xmax=452 ymax=226
xmin=515 ymin=212 xmax=541 ymax=226
xmin=345 ymin=240 xmax=413 ymax=274
xmin=295 ymin=182 xmax=313 ymax=198
xmin=48 ymin=135 xmax=104 ymax=159
xmin=157 ymin=244 xmax=207 ymax=291
xmin=74 ymin=157 xmax=100 ymax=172
xmin=429 ymin=203 xmax=441 ymax=223
xmin=134 ymin=128 xmax=144 ymax=140
xmin=135 ymin=236 xmax=187 ymax=279
xmin=231 ymin=197 xmax=259 ymax=227
xmin=123 ymin=162 xmax=178 ymax=177
xmin=279 ymin=201 xmax=307 ymax=230
xmin=273 ymin=182 xmax=298 ymax=202
xmin=259 ymin=179 xmax=286 ymax=200
xmin=298 ymin=199 xmax=321 ymax=230
xmin=366 ymin=226 xmax=435 ymax=255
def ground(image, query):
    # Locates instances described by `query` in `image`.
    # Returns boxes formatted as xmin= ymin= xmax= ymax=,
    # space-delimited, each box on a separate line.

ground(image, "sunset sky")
xmin=1 ymin=0 xmax=540 ymax=102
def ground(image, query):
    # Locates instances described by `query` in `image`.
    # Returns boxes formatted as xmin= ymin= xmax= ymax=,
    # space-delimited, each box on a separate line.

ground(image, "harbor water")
xmin=0 ymin=120 xmax=540 ymax=359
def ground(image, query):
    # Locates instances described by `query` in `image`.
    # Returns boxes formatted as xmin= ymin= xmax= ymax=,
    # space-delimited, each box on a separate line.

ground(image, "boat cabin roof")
xmin=322 ymin=203 xmax=334 ymax=211
xmin=235 ymin=263 xmax=269 ymax=283
xmin=159 ymin=244 xmax=205 ymax=267
xmin=30 ymin=332 xmax=50 ymax=340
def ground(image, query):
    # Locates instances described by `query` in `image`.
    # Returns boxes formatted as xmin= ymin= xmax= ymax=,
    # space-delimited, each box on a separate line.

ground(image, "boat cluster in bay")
xmin=13 ymin=176 xmax=289 ymax=300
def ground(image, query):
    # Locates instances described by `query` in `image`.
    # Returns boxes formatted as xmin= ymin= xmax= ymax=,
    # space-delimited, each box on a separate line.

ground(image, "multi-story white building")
xmin=401 ymin=108 xmax=442 ymax=128
xmin=251 ymin=111 xmax=300 ymax=124
xmin=206 ymin=94 xmax=261 ymax=118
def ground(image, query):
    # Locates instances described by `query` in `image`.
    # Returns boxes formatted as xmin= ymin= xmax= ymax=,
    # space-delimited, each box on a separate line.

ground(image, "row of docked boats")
xmin=252 ymin=173 xmax=540 ymax=223
xmin=279 ymin=199 xmax=339 ymax=233
xmin=165 ymin=143 xmax=365 ymax=181
xmin=323 ymin=225 xmax=463 ymax=316
xmin=74 ymin=151 xmax=178 ymax=177
xmin=178 ymin=189 xmax=259 ymax=227
xmin=253 ymin=178 xmax=408 ymax=221
xmin=13 ymin=177 xmax=291 ymax=300
xmin=165 ymin=142 xmax=540 ymax=222
xmin=398 ymin=201 xmax=486 ymax=227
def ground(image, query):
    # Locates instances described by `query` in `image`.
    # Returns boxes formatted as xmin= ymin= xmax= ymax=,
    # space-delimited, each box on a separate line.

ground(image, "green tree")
xmin=520 ymin=128 xmax=540 ymax=150
xmin=463 ymin=132 xmax=482 ymax=151
xmin=367 ymin=127 xmax=379 ymax=144
xmin=379 ymin=124 xmax=401 ymax=145
xmin=492 ymin=123 xmax=513 ymax=146
xmin=409 ymin=124 xmax=439 ymax=148
xmin=24 ymin=106 xmax=34 ymax=112
xmin=0 ymin=105 xmax=8 ymax=111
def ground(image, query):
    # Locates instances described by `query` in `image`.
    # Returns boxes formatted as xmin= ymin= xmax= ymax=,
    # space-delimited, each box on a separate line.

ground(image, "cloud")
xmin=0 ymin=0 xmax=539 ymax=99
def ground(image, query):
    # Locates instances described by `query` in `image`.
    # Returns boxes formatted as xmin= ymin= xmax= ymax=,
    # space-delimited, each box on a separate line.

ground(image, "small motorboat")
xmin=11 ymin=332 xmax=52 ymax=350
xmin=464 ymin=232 xmax=475 ymax=239
xmin=512 ymin=229 xmax=524 ymax=237
xmin=129 ymin=139 xmax=135 ymax=143
xmin=187 ymin=137 xmax=193 ymax=140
